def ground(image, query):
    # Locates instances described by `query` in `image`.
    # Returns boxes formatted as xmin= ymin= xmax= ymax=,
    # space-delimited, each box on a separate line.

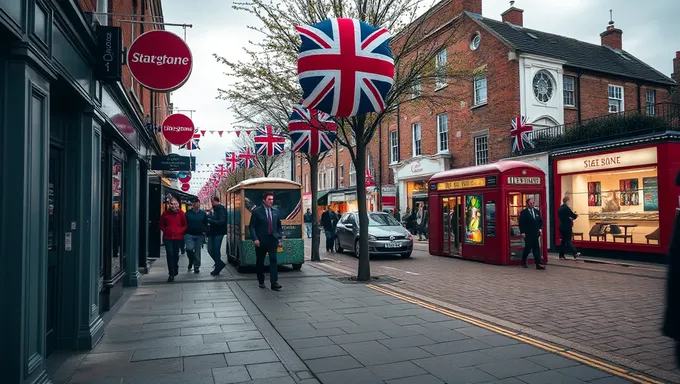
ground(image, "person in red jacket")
xmin=159 ymin=199 xmax=187 ymax=282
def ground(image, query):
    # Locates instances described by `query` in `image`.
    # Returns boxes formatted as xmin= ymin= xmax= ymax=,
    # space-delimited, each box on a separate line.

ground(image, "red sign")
xmin=127 ymin=30 xmax=193 ymax=92
xmin=181 ymin=183 xmax=190 ymax=192
xmin=178 ymin=172 xmax=191 ymax=183
xmin=161 ymin=114 xmax=195 ymax=146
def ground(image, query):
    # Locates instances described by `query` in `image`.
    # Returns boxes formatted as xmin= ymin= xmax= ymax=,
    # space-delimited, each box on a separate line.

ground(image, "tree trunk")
xmin=354 ymin=136 xmax=371 ymax=281
xmin=309 ymin=155 xmax=321 ymax=262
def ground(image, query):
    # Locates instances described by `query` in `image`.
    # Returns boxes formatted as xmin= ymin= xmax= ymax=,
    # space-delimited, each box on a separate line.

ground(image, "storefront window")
xmin=407 ymin=180 xmax=428 ymax=211
xmin=464 ymin=195 xmax=483 ymax=244
xmin=561 ymin=167 xmax=659 ymax=245
xmin=111 ymin=159 xmax=124 ymax=274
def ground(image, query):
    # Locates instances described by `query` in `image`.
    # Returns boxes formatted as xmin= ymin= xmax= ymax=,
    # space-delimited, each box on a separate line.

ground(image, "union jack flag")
xmin=238 ymin=147 xmax=257 ymax=168
xmin=225 ymin=152 xmax=241 ymax=171
xmin=179 ymin=133 xmax=201 ymax=150
xmin=214 ymin=164 xmax=229 ymax=178
xmin=286 ymin=201 xmax=302 ymax=220
xmin=254 ymin=125 xmax=286 ymax=156
xmin=288 ymin=104 xmax=337 ymax=155
xmin=510 ymin=115 xmax=534 ymax=154
xmin=296 ymin=18 xmax=394 ymax=117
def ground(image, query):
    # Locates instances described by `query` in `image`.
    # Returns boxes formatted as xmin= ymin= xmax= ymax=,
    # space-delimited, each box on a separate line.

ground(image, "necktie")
xmin=531 ymin=209 xmax=536 ymax=220
xmin=267 ymin=208 xmax=272 ymax=234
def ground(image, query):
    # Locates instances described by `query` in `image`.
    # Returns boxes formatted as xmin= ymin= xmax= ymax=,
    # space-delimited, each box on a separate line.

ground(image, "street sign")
xmin=127 ymin=30 xmax=193 ymax=91
xmin=161 ymin=114 xmax=195 ymax=146
xmin=150 ymin=154 xmax=195 ymax=171
xmin=181 ymin=183 xmax=190 ymax=192
xmin=178 ymin=172 xmax=192 ymax=183
xmin=95 ymin=26 xmax=122 ymax=81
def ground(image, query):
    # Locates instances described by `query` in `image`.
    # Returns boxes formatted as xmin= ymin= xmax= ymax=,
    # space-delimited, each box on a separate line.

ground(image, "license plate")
xmin=385 ymin=242 xmax=400 ymax=248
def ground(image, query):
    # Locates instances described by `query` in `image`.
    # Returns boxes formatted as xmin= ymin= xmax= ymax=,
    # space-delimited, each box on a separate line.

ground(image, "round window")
xmin=470 ymin=33 xmax=481 ymax=51
xmin=532 ymin=71 xmax=554 ymax=103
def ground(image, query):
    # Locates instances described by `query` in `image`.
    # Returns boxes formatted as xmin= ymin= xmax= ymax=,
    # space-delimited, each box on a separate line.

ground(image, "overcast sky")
xmin=161 ymin=0 xmax=679 ymax=194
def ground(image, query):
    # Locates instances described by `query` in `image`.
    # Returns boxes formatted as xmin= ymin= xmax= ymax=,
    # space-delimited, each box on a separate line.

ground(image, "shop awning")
xmin=162 ymin=185 xmax=197 ymax=203
xmin=317 ymin=190 xmax=330 ymax=206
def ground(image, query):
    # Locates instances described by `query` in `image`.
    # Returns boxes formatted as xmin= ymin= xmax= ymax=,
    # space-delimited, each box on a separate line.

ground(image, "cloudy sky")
xmin=161 ymin=0 xmax=679 ymax=194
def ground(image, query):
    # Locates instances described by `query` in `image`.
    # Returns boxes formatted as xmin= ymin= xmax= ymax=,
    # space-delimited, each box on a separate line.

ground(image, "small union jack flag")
xmin=288 ymin=105 xmax=337 ymax=155
xmin=238 ymin=147 xmax=257 ymax=168
xmin=510 ymin=115 xmax=534 ymax=154
xmin=214 ymin=164 xmax=229 ymax=178
xmin=296 ymin=18 xmax=394 ymax=117
xmin=179 ymin=133 xmax=201 ymax=150
xmin=254 ymin=125 xmax=286 ymax=156
xmin=225 ymin=152 xmax=241 ymax=171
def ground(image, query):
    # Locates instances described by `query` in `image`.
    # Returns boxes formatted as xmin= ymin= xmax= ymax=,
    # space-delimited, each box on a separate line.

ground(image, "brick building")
xmin=299 ymin=0 xmax=676 ymax=225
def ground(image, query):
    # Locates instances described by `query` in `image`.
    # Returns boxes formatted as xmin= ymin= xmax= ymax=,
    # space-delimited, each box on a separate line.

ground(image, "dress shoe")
xmin=259 ymin=283 xmax=266 ymax=288
xmin=271 ymin=283 xmax=282 ymax=291
xmin=194 ymin=268 xmax=200 ymax=273
xmin=522 ymin=264 xmax=529 ymax=268
xmin=536 ymin=264 xmax=546 ymax=270
xmin=167 ymin=276 xmax=174 ymax=282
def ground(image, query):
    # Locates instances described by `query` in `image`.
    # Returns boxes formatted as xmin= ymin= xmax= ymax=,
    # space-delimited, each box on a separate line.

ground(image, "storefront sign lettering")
xmin=410 ymin=162 xmax=423 ymax=173
xmin=507 ymin=176 xmax=541 ymax=185
xmin=95 ymin=26 xmax=122 ymax=81
xmin=556 ymin=147 xmax=657 ymax=174
xmin=127 ymin=30 xmax=193 ymax=91
xmin=161 ymin=114 xmax=195 ymax=146
xmin=436 ymin=178 xmax=486 ymax=191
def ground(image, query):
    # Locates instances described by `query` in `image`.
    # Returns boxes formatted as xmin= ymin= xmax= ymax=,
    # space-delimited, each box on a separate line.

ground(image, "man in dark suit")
xmin=664 ymin=171 xmax=680 ymax=369
xmin=558 ymin=196 xmax=581 ymax=260
xmin=249 ymin=191 xmax=283 ymax=291
xmin=519 ymin=197 xmax=545 ymax=270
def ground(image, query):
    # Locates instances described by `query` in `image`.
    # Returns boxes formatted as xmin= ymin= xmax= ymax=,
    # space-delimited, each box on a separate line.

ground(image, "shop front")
xmin=328 ymin=188 xmax=359 ymax=214
xmin=553 ymin=143 xmax=679 ymax=257
xmin=392 ymin=155 xmax=450 ymax=216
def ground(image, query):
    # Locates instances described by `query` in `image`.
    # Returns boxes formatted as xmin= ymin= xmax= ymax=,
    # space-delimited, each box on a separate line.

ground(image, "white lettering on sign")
xmin=410 ymin=162 xmax=423 ymax=173
xmin=556 ymin=147 xmax=657 ymax=174
xmin=163 ymin=125 xmax=194 ymax=132
xmin=507 ymin=177 xmax=541 ymax=185
xmin=131 ymin=53 xmax=190 ymax=66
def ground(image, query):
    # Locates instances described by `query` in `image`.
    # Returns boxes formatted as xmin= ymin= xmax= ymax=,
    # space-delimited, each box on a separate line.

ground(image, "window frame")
xmin=389 ymin=130 xmax=399 ymax=164
xmin=563 ymin=76 xmax=575 ymax=107
xmin=349 ymin=162 xmax=356 ymax=187
xmin=646 ymin=89 xmax=656 ymax=116
xmin=436 ymin=113 xmax=449 ymax=153
xmin=435 ymin=49 xmax=447 ymax=89
xmin=339 ymin=164 xmax=345 ymax=187
xmin=608 ymin=84 xmax=624 ymax=113
xmin=474 ymin=134 xmax=489 ymax=166
xmin=412 ymin=123 xmax=422 ymax=157
xmin=473 ymin=74 xmax=487 ymax=106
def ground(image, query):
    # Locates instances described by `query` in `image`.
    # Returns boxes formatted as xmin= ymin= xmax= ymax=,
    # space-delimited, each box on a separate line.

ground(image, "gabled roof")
xmin=466 ymin=12 xmax=676 ymax=86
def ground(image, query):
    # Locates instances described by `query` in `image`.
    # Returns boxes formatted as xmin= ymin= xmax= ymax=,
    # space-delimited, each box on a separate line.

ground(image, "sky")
xmin=161 ymin=0 xmax=680 ymax=195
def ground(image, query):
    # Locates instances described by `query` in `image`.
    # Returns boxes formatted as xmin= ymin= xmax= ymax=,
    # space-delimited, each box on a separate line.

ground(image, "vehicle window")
xmin=368 ymin=213 xmax=400 ymax=226
xmin=341 ymin=213 xmax=351 ymax=223
xmin=347 ymin=214 xmax=357 ymax=225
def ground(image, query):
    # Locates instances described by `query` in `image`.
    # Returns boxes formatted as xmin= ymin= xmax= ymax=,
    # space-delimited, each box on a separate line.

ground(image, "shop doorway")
xmin=46 ymin=145 xmax=62 ymax=357
xmin=507 ymin=192 xmax=542 ymax=260
xmin=441 ymin=196 xmax=463 ymax=256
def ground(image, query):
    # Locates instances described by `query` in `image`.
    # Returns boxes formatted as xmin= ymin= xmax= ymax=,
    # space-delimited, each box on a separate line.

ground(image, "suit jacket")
xmin=664 ymin=212 xmax=680 ymax=341
xmin=557 ymin=204 xmax=578 ymax=232
xmin=249 ymin=205 xmax=283 ymax=245
xmin=519 ymin=207 xmax=543 ymax=238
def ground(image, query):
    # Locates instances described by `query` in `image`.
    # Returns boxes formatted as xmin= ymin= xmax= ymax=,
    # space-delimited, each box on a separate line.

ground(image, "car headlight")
xmin=368 ymin=235 xmax=377 ymax=241
xmin=406 ymin=232 xmax=413 ymax=241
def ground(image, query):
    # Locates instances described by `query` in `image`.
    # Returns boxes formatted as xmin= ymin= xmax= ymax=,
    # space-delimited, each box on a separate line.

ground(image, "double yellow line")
xmin=367 ymin=284 xmax=666 ymax=384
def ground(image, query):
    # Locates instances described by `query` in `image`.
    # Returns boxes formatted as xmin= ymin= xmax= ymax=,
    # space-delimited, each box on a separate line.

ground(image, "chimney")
xmin=501 ymin=1 xmax=524 ymax=27
xmin=600 ymin=11 xmax=622 ymax=50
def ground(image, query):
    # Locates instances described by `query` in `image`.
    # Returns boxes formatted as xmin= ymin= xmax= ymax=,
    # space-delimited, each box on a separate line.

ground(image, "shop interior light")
xmin=586 ymin=167 xmax=657 ymax=176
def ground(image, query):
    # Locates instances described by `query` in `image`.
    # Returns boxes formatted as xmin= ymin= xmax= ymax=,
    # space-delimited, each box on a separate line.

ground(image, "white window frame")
xmin=329 ymin=167 xmax=335 ymax=189
xmin=367 ymin=153 xmax=374 ymax=179
xmin=339 ymin=164 xmax=345 ymax=187
xmin=304 ymin=174 xmax=309 ymax=192
xmin=474 ymin=134 xmax=489 ymax=166
xmin=389 ymin=131 xmax=399 ymax=164
xmin=412 ymin=123 xmax=422 ymax=157
xmin=473 ymin=74 xmax=487 ymax=106
xmin=436 ymin=113 xmax=448 ymax=152
xmin=435 ymin=49 xmax=447 ymax=89
xmin=563 ymin=76 xmax=575 ymax=107
xmin=646 ymin=89 xmax=656 ymax=116
xmin=411 ymin=78 xmax=422 ymax=99
xmin=349 ymin=162 xmax=356 ymax=186
xmin=608 ymin=84 xmax=624 ymax=113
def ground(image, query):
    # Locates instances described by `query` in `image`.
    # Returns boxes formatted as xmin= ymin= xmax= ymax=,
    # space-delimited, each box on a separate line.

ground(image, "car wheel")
xmin=335 ymin=238 xmax=344 ymax=253
xmin=292 ymin=263 xmax=302 ymax=270
xmin=401 ymin=252 xmax=412 ymax=258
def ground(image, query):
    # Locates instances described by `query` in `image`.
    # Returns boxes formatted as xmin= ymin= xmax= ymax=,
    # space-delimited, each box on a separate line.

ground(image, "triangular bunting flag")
xmin=235 ymin=131 xmax=241 ymax=138
xmin=218 ymin=131 xmax=224 ymax=137
xmin=200 ymin=130 xmax=206 ymax=136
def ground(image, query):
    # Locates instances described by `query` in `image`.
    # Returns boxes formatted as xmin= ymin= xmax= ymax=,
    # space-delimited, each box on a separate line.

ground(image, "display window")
xmin=560 ymin=166 xmax=659 ymax=245
xmin=464 ymin=195 xmax=483 ymax=244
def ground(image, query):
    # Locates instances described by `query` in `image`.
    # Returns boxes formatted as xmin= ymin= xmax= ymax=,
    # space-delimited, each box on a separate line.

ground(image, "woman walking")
xmin=159 ymin=199 xmax=187 ymax=282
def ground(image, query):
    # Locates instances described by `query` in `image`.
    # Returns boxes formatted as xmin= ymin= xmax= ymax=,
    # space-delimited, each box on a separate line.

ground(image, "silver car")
xmin=335 ymin=211 xmax=414 ymax=258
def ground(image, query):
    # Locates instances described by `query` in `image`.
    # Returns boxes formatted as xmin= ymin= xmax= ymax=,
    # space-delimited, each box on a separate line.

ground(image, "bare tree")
xmin=231 ymin=132 xmax=287 ymax=178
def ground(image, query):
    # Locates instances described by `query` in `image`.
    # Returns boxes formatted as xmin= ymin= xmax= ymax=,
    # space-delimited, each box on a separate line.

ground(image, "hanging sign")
xmin=161 ymin=113 xmax=195 ymax=146
xmin=95 ymin=26 xmax=122 ymax=81
xmin=178 ymin=172 xmax=192 ymax=183
xmin=181 ymin=183 xmax=190 ymax=192
xmin=127 ymin=30 xmax=193 ymax=91
xmin=150 ymin=154 xmax=195 ymax=171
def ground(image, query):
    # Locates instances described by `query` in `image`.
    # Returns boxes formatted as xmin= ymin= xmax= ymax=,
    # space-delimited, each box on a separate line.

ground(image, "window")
xmin=320 ymin=166 xmax=327 ymax=190
xmin=474 ymin=135 xmax=488 ymax=165
xmin=389 ymin=131 xmax=399 ymax=164
xmin=349 ymin=163 xmax=356 ymax=186
xmin=437 ymin=113 xmax=448 ymax=152
xmin=608 ymin=85 xmax=624 ymax=113
xmin=305 ymin=174 xmax=309 ymax=192
xmin=339 ymin=164 xmax=345 ymax=187
xmin=563 ymin=76 xmax=575 ymax=106
xmin=411 ymin=78 xmax=422 ymax=98
xmin=435 ymin=49 xmax=447 ymax=89
xmin=367 ymin=153 xmax=374 ymax=179
xmin=532 ymin=71 xmax=555 ymax=103
xmin=646 ymin=89 xmax=656 ymax=115
xmin=412 ymin=123 xmax=422 ymax=156
xmin=470 ymin=33 xmax=481 ymax=51
xmin=473 ymin=74 xmax=487 ymax=106
xmin=329 ymin=167 xmax=335 ymax=189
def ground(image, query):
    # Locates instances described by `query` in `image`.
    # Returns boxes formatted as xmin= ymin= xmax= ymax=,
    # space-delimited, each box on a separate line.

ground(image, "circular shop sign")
xmin=127 ymin=30 xmax=193 ymax=92
xmin=161 ymin=113 xmax=195 ymax=146
xmin=181 ymin=183 xmax=190 ymax=192
xmin=178 ymin=172 xmax=192 ymax=183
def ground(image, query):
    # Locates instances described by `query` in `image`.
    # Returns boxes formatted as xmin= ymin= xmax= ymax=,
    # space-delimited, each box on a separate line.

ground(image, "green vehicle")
xmin=225 ymin=177 xmax=305 ymax=272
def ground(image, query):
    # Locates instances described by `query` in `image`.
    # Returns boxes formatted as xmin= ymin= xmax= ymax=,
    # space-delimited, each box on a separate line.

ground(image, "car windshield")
xmin=367 ymin=213 xmax=401 ymax=227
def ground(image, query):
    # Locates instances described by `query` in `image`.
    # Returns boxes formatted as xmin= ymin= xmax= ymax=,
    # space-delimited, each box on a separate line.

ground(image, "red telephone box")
xmin=428 ymin=161 xmax=547 ymax=265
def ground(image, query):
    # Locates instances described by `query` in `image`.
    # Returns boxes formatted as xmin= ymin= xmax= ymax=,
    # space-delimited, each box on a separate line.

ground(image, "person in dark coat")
xmin=207 ymin=196 xmax=228 ymax=275
xmin=518 ymin=197 xmax=545 ymax=270
xmin=320 ymin=206 xmax=337 ymax=252
xmin=249 ymin=191 xmax=283 ymax=291
xmin=664 ymin=172 xmax=680 ymax=368
xmin=557 ymin=196 xmax=581 ymax=260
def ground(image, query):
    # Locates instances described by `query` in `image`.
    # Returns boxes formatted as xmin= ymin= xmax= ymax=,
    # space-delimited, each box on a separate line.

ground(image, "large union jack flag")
xmin=238 ymin=147 xmax=257 ymax=168
xmin=179 ymin=133 xmax=201 ymax=150
xmin=225 ymin=152 xmax=241 ymax=171
xmin=288 ymin=104 xmax=337 ymax=155
xmin=254 ymin=125 xmax=286 ymax=156
xmin=510 ymin=115 xmax=534 ymax=154
xmin=296 ymin=18 xmax=394 ymax=118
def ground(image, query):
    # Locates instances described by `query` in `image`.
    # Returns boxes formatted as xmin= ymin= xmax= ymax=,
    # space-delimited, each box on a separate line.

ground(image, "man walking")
xmin=320 ymin=206 xmax=336 ymax=253
xmin=664 ymin=171 xmax=680 ymax=369
xmin=184 ymin=197 xmax=208 ymax=273
xmin=304 ymin=208 xmax=312 ymax=238
xmin=159 ymin=199 xmax=187 ymax=282
xmin=249 ymin=191 xmax=283 ymax=291
xmin=519 ymin=197 xmax=545 ymax=270
xmin=207 ymin=196 xmax=227 ymax=275
xmin=417 ymin=204 xmax=428 ymax=241
xmin=558 ymin=196 xmax=581 ymax=260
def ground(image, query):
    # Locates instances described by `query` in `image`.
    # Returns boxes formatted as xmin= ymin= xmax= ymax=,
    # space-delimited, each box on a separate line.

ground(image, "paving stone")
xmin=121 ymin=369 xmax=215 ymax=384
xmin=295 ymin=370 xmax=315 ymax=380
xmin=227 ymin=339 xmax=270 ymax=352
xmin=297 ymin=379 xmax=321 ymax=384
xmin=588 ymin=376 xmax=635 ymax=383
xmin=420 ymin=338 xmax=491 ymax=355
xmin=296 ymin=345 xmax=348 ymax=360
xmin=431 ymin=366 xmax=497 ymax=384
xmin=212 ymin=365 xmax=252 ymax=384
xmin=476 ymin=358 xmax=548 ymax=379
xmin=182 ymin=354 xmax=228 ymax=371
xmin=180 ymin=342 xmax=231 ymax=357
xmin=475 ymin=334 xmax=521 ymax=347
xmin=225 ymin=350 xmax=280 ymax=366
xmin=367 ymin=361 xmax=428 ymax=380
xmin=130 ymin=346 xmax=180 ymax=362
xmin=315 ymin=367 xmax=384 ymax=384
xmin=329 ymin=331 xmax=389 ymax=344
xmin=479 ymin=378 xmax=526 ymax=384
xmin=220 ymin=323 xmax=259 ymax=333
xmin=283 ymin=327 xmax=347 ymax=340
xmin=203 ymin=331 xmax=264 ymax=344
xmin=387 ymin=315 xmax=429 ymax=325
xmin=457 ymin=326 xmax=499 ymax=338
xmin=386 ymin=374 xmax=445 ymax=384
xmin=180 ymin=325 xmax=224 ymax=336
xmin=413 ymin=350 xmax=497 ymax=371
xmin=526 ymin=353 xmax=581 ymax=369
xmin=482 ymin=343 xmax=547 ymax=360
xmin=311 ymin=320 xmax=359 ymax=329
xmin=68 ymin=354 xmax=182 ymax=381
xmin=288 ymin=336 xmax=335 ymax=349
xmin=416 ymin=312 xmax=456 ymax=322
xmin=92 ymin=335 xmax=204 ymax=353
xmin=516 ymin=370 xmax=588 ymax=384
xmin=243 ymin=377 xmax=296 ymax=384
xmin=348 ymin=346 xmax=433 ymax=366
xmin=556 ymin=365 xmax=613 ymax=381
xmin=304 ymin=355 xmax=363 ymax=373
xmin=246 ymin=362 xmax=289 ymax=379
xmin=378 ymin=335 xmax=438 ymax=349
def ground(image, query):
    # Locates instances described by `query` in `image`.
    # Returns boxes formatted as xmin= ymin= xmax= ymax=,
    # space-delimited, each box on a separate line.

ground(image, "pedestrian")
xmin=320 ymin=206 xmax=336 ymax=252
xmin=184 ymin=197 xmax=208 ymax=273
xmin=159 ymin=199 xmax=187 ymax=282
xmin=558 ymin=196 xmax=581 ymax=260
xmin=303 ymin=208 xmax=312 ymax=238
xmin=392 ymin=209 xmax=401 ymax=222
xmin=518 ymin=197 xmax=545 ymax=270
xmin=207 ymin=196 xmax=227 ymax=276
xmin=664 ymin=171 xmax=680 ymax=369
xmin=417 ymin=204 xmax=428 ymax=241
xmin=249 ymin=191 xmax=283 ymax=291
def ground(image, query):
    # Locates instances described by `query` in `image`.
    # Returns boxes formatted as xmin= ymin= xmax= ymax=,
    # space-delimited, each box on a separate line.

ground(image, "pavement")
xmin=44 ymin=241 xmax=671 ymax=384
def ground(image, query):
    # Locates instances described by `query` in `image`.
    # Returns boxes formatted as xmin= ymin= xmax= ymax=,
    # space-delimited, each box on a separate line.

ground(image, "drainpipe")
xmin=395 ymin=104 xmax=401 ymax=213
xmin=378 ymin=121 xmax=383 ymax=211
xmin=636 ymin=83 xmax=641 ymax=113
xmin=576 ymin=71 xmax=583 ymax=124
